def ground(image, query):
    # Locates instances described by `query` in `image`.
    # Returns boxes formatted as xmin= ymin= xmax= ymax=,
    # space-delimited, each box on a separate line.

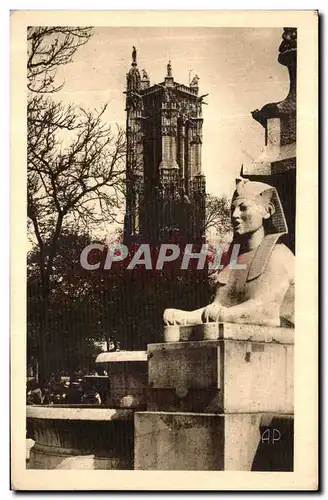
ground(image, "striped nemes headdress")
xmin=232 ymin=178 xmax=288 ymax=235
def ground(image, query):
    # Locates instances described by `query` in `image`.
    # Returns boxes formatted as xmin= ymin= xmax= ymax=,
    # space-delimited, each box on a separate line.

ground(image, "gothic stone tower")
xmin=124 ymin=48 xmax=206 ymax=246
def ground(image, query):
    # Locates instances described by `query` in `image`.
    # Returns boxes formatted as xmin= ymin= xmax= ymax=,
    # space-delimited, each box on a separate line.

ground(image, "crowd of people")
xmin=26 ymin=371 xmax=106 ymax=406
xmin=26 ymin=341 xmax=120 ymax=406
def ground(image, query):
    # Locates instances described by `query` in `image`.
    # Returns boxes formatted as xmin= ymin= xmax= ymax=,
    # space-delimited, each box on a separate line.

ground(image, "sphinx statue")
xmin=163 ymin=178 xmax=295 ymax=328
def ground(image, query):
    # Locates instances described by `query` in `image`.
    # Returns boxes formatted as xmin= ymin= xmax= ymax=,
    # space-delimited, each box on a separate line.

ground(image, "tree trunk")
xmin=37 ymin=217 xmax=63 ymax=386
xmin=38 ymin=275 xmax=50 ymax=388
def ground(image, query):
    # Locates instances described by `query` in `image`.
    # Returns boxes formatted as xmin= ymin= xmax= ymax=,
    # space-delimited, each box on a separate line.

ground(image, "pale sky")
xmin=55 ymin=27 xmax=289 ymax=199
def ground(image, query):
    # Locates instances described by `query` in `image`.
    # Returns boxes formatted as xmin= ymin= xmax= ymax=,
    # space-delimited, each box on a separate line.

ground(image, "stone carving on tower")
xmin=124 ymin=48 xmax=207 ymax=245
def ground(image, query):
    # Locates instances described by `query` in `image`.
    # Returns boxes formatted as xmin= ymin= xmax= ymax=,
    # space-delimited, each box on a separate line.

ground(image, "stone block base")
xmin=148 ymin=338 xmax=294 ymax=414
xmin=134 ymin=411 xmax=293 ymax=471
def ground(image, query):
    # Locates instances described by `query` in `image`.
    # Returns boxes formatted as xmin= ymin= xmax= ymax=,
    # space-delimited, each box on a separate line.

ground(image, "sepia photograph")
xmin=11 ymin=10 xmax=318 ymax=491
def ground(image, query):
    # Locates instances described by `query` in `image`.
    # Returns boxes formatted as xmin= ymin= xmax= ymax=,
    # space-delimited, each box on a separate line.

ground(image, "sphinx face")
xmin=231 ymin=197 xmax=267 ymax=236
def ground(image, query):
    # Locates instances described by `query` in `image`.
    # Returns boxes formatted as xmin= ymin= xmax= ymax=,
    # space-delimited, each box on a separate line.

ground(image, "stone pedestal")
xmin=147 ymin=330 xmax=293 ymax=414
xmin=134 ymin=323 xmax=294 ymax=471
xmin=96 ymin=351 xmax=148 ymax=409
xmin=135 ymin=411 xmax=293 ymax=471
xmin=243 ymin=28 xmax=297 ymax=252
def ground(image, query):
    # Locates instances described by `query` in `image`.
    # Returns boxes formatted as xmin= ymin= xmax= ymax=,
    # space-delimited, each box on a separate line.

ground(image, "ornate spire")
xmin=278 ymin=28 xmax=297 ymax=66
xmin=278 ymin=28 xmax=296 ymax=99
xmin=251 ymin=27 xmax=297 ymax=127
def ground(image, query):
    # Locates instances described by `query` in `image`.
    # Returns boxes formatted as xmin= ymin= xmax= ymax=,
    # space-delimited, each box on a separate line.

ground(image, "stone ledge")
xmin=158 ymin=322 xmax=294 ymax=346
xmin=26 ymin=406 xmax=134 ymax=421
xmin=96 ymin=351 xmax=147 ymax=363
xmin=135 ymin=410 xmax=294 ymax=417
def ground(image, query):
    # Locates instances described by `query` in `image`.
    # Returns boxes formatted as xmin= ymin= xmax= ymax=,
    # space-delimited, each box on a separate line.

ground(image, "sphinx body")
xmin=163 ymin=179 xmax=295 ymax=328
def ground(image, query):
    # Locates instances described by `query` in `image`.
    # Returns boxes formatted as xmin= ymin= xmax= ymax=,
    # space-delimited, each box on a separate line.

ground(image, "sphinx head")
xmin=231 ymin=178 xmax=288 ymax=237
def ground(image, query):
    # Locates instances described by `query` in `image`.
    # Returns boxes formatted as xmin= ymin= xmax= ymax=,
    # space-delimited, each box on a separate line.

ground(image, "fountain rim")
xmin=26 ymin=405 xmax=134 ymax=421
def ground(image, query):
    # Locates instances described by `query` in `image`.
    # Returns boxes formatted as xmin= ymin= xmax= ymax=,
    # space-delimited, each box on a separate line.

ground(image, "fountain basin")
xmin=27 ymin=405 xmax=134 ymax=470
xmin=27 ymin=351 xmax=148 ymax=469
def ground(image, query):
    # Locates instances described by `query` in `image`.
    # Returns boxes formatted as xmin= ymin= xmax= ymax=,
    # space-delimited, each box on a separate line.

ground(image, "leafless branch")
xmin=27 ymin=26 xmax=94 ymax=93
xmin=28 ymin=97 xmax=126 ymax=266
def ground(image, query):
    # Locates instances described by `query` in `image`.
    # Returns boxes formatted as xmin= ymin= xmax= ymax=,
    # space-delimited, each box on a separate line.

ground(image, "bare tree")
xmin=28 ymin=95 xmax=126 ymax=383
xmin=27 ymin=26 xmax=127 ymax=384
xmin=28 ymin=97 xmax=126 ymax=238
xmin=27 ymin=26 xmax=93 ymax=93
xmin=204 ymin=193 xmax=232 ymax=239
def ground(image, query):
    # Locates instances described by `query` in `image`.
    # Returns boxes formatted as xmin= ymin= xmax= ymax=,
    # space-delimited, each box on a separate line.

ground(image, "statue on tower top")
xmin=190 ymin=74 xmax=200 ymax=87
xmin=167 ymin=60 xmax=172 ymax=77
xmin=127 ymin=46 xmax=140 ymax=91
xmin=142 ymin=69 xmax=149 ymax=80
xmin=132 ymin=46 xmax=137 ymax=65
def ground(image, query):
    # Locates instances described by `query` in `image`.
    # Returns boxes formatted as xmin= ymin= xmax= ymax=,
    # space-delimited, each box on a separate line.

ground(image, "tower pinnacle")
xmin=132 ymin=46 xmax=137 ymax=66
